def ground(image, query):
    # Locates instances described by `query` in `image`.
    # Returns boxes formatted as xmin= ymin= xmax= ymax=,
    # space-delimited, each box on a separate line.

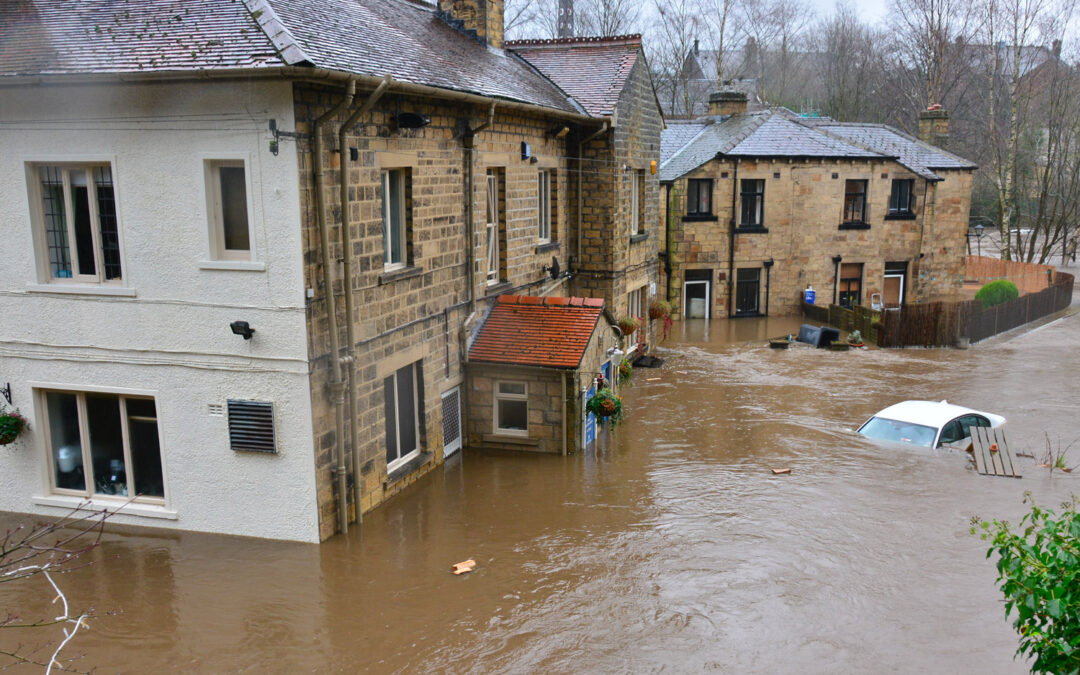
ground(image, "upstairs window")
xmin=888 ymin=179 xmax=915 ymax=216
xmin=538 ymin=169 xmax=553 ymax=243
xmin=843 ymin=180 xmax=868 ymax=224
xmin=687 ymin=179 xmax=713 ymax=215
xmin=486 ymin=169 xmax=506 ymax=285
xmin=631 ymin=170 xmax=645 ymax=235
xmin=740 ymin=179 xmax=764 ymax=227
xmin=382 ymin=168 xmax=411 ymax=271
xmin=33 ymin=164 xmax=122 ymax=283
xmin=206 ymin=160 xmax=252 ymax=261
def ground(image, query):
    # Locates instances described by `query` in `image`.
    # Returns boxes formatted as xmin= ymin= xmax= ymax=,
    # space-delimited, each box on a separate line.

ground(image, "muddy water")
xmin=4 ymin=314 xmax=1079 ymax=673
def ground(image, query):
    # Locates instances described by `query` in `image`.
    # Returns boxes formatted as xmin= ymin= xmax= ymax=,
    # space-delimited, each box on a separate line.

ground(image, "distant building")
xmin=659 ymin=92 xmax=976 ymax=318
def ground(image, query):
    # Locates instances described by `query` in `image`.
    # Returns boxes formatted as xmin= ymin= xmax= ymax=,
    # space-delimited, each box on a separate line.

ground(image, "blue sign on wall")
xmin=584 ymin=385 xmax=596 ymax=448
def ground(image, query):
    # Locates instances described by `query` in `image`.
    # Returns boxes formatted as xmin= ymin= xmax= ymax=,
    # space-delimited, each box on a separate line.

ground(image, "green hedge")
xmin=975 ymin=279 xmax=1019 ymax=308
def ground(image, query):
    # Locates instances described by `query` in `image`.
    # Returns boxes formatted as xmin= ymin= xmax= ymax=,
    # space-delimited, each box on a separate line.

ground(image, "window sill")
xmin=838 ymin=222 xmax=871 ymax=230
xmin=682 ymin=214 xmax=718 ymax=222
xmin=31 ymin=494 xmax=177 ymax=520
xmin=198 ymin=260 xmax=266 ymax=272
xmin=735 ymin=226 xmax=769 ymax=234
xmin=385 ymin=452 xmax=432 ymax=485
xmin=535 ymin=241 xmax=561 ymax=254
xmin=379 ymin=266 xmax=423 ymax=285
xmin=485 ymin=281 xmax=512 ymax=296
xmin=482 ymin=433 xmax=540 ymax=446
xmin=884 ymin=213 xmax=917 ymax=221
xmin=26 ymin=283 xmax=137 ymax=297
xmin=629 ymin=233 xmax=649 ymax=244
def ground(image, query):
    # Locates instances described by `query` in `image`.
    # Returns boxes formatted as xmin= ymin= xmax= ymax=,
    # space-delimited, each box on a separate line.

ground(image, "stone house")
xmin=659 ymin=92 xmax=976 ymax=319
xmin=0 ymin=0 xmax=663 ymax=542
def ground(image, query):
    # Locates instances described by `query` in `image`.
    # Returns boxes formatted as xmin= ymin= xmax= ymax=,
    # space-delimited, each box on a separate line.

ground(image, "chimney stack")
xmin=439 ymin=0 xmax=504 ymax=49
xmin=708 ymin=90 xmax=747 ymax=117
xmin=557 ymin=0 xmax=574 ymax=38
xmin=918 ymin=105 xmax=949 ymax=149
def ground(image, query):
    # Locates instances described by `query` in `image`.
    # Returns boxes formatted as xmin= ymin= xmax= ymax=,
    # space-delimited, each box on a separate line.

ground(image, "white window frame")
xmin=27 ymin=161 xmax=123 ymax=285
xmin=538 ymin=169 xmax=552 ymax=243
xmin=382 ymin=168 xmax=408 ymax=271
xmin=627 ymin=285 xmax=645 ymax=320
xmin=205 ymin=159 xmax=255 ymax=262
xmin=486 ymin=170 xmax=501 ymax=285
xmin=385 ymin=363 xmax=421 ymax=473
xmin=631 ymin=170 xmax=642 ymax=235
xmin=35 ymin=386 xmax=166 ymax=506
xmin=494 ymin=380 xmax=529 ymax=437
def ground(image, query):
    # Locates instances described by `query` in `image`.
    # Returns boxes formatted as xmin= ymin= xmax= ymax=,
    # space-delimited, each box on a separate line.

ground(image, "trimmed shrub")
xmin=975 ymin=279 xmax=1019 ymax=308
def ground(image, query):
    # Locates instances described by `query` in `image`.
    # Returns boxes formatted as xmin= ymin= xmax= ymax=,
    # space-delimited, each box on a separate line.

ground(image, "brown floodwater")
xmin=4 ymin=313 xmax=1079 ymax=673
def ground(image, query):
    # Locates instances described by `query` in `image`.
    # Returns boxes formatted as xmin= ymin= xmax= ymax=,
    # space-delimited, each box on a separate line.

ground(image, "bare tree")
xmin=577 ymin=0 xmax=642 ymax=36
xmin=649 ymin=0 xmax=704 ymax=116
xmin=817 ymin=3 xmax=887 ymax=120
xmin=887 ymin=0 xmax=981 ymax=109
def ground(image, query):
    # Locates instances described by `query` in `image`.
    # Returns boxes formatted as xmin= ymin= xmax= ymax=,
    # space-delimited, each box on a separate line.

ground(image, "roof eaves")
xmin=242 ymin=0 xmax=314 ymax=66
xmin=658 ymin=121 xmax=716 ymax=180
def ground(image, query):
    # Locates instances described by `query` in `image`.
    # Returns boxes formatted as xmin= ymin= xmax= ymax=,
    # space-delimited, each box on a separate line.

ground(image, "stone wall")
xmin=571 ymin=57 xmax=663 ymax=348
xmin=294 ymin=82 xmax=592 ymax=539
xmin=664 ymin=156 xmax=973 ymax=319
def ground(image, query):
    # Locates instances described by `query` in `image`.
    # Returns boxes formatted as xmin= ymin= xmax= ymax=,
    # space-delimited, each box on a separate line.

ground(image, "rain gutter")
xmin=338 ymin=74 xmax=393 ymax=527
xmin=727 ymin=157 xmax=739 ymax=318
xmin=313 ymin=78 xmax=358 ymax=535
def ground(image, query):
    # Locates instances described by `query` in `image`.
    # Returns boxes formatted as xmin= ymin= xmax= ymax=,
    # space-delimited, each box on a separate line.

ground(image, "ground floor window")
xmin=838 ymin=262 xmax=863 ymax=308
xmin=494 ymin=381 xmax=528 ymax=436
xmin=384 ymin=362 xmax=422 ymax=472
xmin=41 ymin=390 xmax=164 ymax=501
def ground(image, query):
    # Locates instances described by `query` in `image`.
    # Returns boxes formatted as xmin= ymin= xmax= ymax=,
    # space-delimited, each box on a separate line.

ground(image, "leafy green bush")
xmin=972 ymin=495 xmax=1080 ymax=673
xmin=975 ymin=279 xmax=1020 ymax=308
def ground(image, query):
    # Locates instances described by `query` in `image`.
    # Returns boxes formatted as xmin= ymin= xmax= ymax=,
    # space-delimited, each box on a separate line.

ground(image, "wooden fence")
xmin=878 ymin=271 xmax=1075 ymax=347
xmin=801 ymin=302 xmax=881 ymax=344
xmin=965 ymin=255 xmax=1056 ymax=294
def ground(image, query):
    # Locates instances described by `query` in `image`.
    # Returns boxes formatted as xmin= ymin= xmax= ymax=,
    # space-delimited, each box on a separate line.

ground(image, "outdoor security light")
xmin=763 ymin=258 xmax=775 ymax=269
xmin=832 ymin=255 xmax=843 ymax=265
xmin=230 ymin=321 xmax=255 ymax=340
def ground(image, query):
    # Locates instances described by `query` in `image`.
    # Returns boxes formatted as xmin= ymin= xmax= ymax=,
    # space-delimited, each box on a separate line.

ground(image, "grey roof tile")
xmin=810 ymin=122 xmax=977 ymax=179
xmin=659 ymin=113 xmax=769 ymax=181
xmin=727 ymin=114 xmax=883 ymax=158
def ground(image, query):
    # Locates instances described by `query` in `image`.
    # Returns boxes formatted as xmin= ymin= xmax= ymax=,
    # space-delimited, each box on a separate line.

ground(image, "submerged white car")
xmin=857 ymin=400 xmax=1006 ymax=449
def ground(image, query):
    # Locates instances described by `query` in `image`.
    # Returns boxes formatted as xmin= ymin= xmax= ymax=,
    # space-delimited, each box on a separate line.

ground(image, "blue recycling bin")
xmin=804 ymin=287 xmax=816 ymax=304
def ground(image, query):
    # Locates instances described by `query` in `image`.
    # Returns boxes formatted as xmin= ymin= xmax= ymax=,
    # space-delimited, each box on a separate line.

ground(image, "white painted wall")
xmin=0 ymin=79 xmax=320 ymax=542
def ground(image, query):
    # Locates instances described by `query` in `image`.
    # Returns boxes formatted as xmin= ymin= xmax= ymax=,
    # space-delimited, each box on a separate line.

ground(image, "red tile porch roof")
xmin=469 ymin=295 xmax=606 ymax=369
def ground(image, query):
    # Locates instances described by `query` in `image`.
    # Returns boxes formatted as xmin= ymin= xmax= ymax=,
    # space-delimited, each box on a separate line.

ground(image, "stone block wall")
xmin=664 ymin=155 xmax=972 ymax=319
xmin=466 ymin=366 xmax=567 ymax=454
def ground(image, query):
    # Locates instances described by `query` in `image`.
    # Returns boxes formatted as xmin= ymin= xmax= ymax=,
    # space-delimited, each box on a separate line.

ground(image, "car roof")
xmin=870 ymin=400 xmax=1002 ymax=428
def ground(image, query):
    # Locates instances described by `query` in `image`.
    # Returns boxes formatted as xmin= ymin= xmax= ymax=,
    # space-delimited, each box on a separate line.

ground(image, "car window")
xmin=939 ymin=420 xmax=963 ymax=445
xmin=957 ymin=415 xmax=990 ymax=439
xmin=858 ymin=417 xmax=937 ymax=447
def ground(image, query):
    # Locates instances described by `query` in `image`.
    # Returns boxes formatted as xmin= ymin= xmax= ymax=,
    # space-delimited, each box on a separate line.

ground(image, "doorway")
xmin=883 ymin=261 xmax=907 ymax=307
xmin=683 ymin=269 xmax=712 ymax=319
xmin=734 ymin=268 xmax=761 ymax=316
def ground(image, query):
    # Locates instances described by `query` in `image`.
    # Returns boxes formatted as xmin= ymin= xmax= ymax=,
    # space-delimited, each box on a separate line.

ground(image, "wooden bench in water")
xmin=970 ymin=426 xmax=1022 ymax=478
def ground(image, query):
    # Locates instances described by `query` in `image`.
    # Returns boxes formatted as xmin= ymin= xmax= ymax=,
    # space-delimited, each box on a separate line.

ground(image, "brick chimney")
xmin=709 ymin=90 xmax=747 ymax=117
xmin=439 ymin=0 xmax=504 ymax=49
xmin=918 ymin=105 xmax=949 ymax=149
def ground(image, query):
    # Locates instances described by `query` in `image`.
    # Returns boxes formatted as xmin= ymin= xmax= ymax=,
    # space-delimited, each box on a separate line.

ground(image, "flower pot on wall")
xmin=0 ymin=409 xmax=27 ymax=445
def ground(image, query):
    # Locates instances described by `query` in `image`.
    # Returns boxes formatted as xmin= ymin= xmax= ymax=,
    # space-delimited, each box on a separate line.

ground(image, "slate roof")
xmin=661 ymin=109 xmax=976 ymax=182
xmin=0 ymin=0 xmax=285 ymax=75
xmin=507 ymin=35 xmax=641 ymax=117
xmin=809 ymin=122 xmax=977 ymax=180
xmin=469 ymin=295 xmax=605 ymax=370
xmin=0 ymin=0 xmax=584 ymax=115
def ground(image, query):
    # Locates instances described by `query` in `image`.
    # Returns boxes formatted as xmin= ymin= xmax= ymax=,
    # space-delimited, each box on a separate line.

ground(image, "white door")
xmin=441 ymin=387 xmax=462 ymax=457
xmin=683 ymin=280 xmax=711 ymax=319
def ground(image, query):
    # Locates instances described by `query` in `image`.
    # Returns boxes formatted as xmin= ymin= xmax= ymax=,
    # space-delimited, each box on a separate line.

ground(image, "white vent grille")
xmin=227 ymin=400 xmax=276 ymax=453
xmin=208 ymin=403 xmax=225 ymax=417
xmin=441 ymin=387 xmax=461 ymax=457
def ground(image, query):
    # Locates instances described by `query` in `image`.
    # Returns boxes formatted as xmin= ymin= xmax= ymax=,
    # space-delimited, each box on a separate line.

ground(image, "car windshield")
xmin=857 ymin=416 xmax=937 ymax=447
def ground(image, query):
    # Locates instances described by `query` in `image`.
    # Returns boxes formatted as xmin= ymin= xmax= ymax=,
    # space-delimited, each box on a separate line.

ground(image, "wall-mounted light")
xmin=763 ymin=258 xmax=775 ymax=269
xmin=230 ymin=321 xmax=256 ymax=340
xmin=831 ymin=255 xmax=843 ymax=265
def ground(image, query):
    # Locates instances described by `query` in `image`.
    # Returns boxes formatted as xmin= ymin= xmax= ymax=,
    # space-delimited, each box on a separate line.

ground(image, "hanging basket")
xmin=648 ymin=300 xmax=672 ymax=320
xmin=618 ymin=317 xmax=640 ymax=336
xmin=585 ymin=388 xmax=624 ymax=426
xmin=0 ymin=411 xmax=27 ymax=446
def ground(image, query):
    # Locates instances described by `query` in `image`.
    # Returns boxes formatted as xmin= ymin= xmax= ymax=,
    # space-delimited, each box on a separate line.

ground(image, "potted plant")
xmin=618 ymin=357 xmax=633 ymax=383
xmin=617 ymin=316 xmax=641 ymax=337
xmin=846 ymin=329 xmax=864 ymax=347
xmin=0 ymin=404 xmax=28 ymax=446
xmin=648 ymin=300 xmax=672 ymax=320
xmin=585 ymin=388 xmax=624 ymax=426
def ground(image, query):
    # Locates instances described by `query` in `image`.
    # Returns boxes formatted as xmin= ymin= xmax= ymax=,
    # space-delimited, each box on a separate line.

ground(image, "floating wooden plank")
xmin=971 ymin=426 xmax=1021 ymax=478
xmin=771 ymin=468 xmax=791 ymax=475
